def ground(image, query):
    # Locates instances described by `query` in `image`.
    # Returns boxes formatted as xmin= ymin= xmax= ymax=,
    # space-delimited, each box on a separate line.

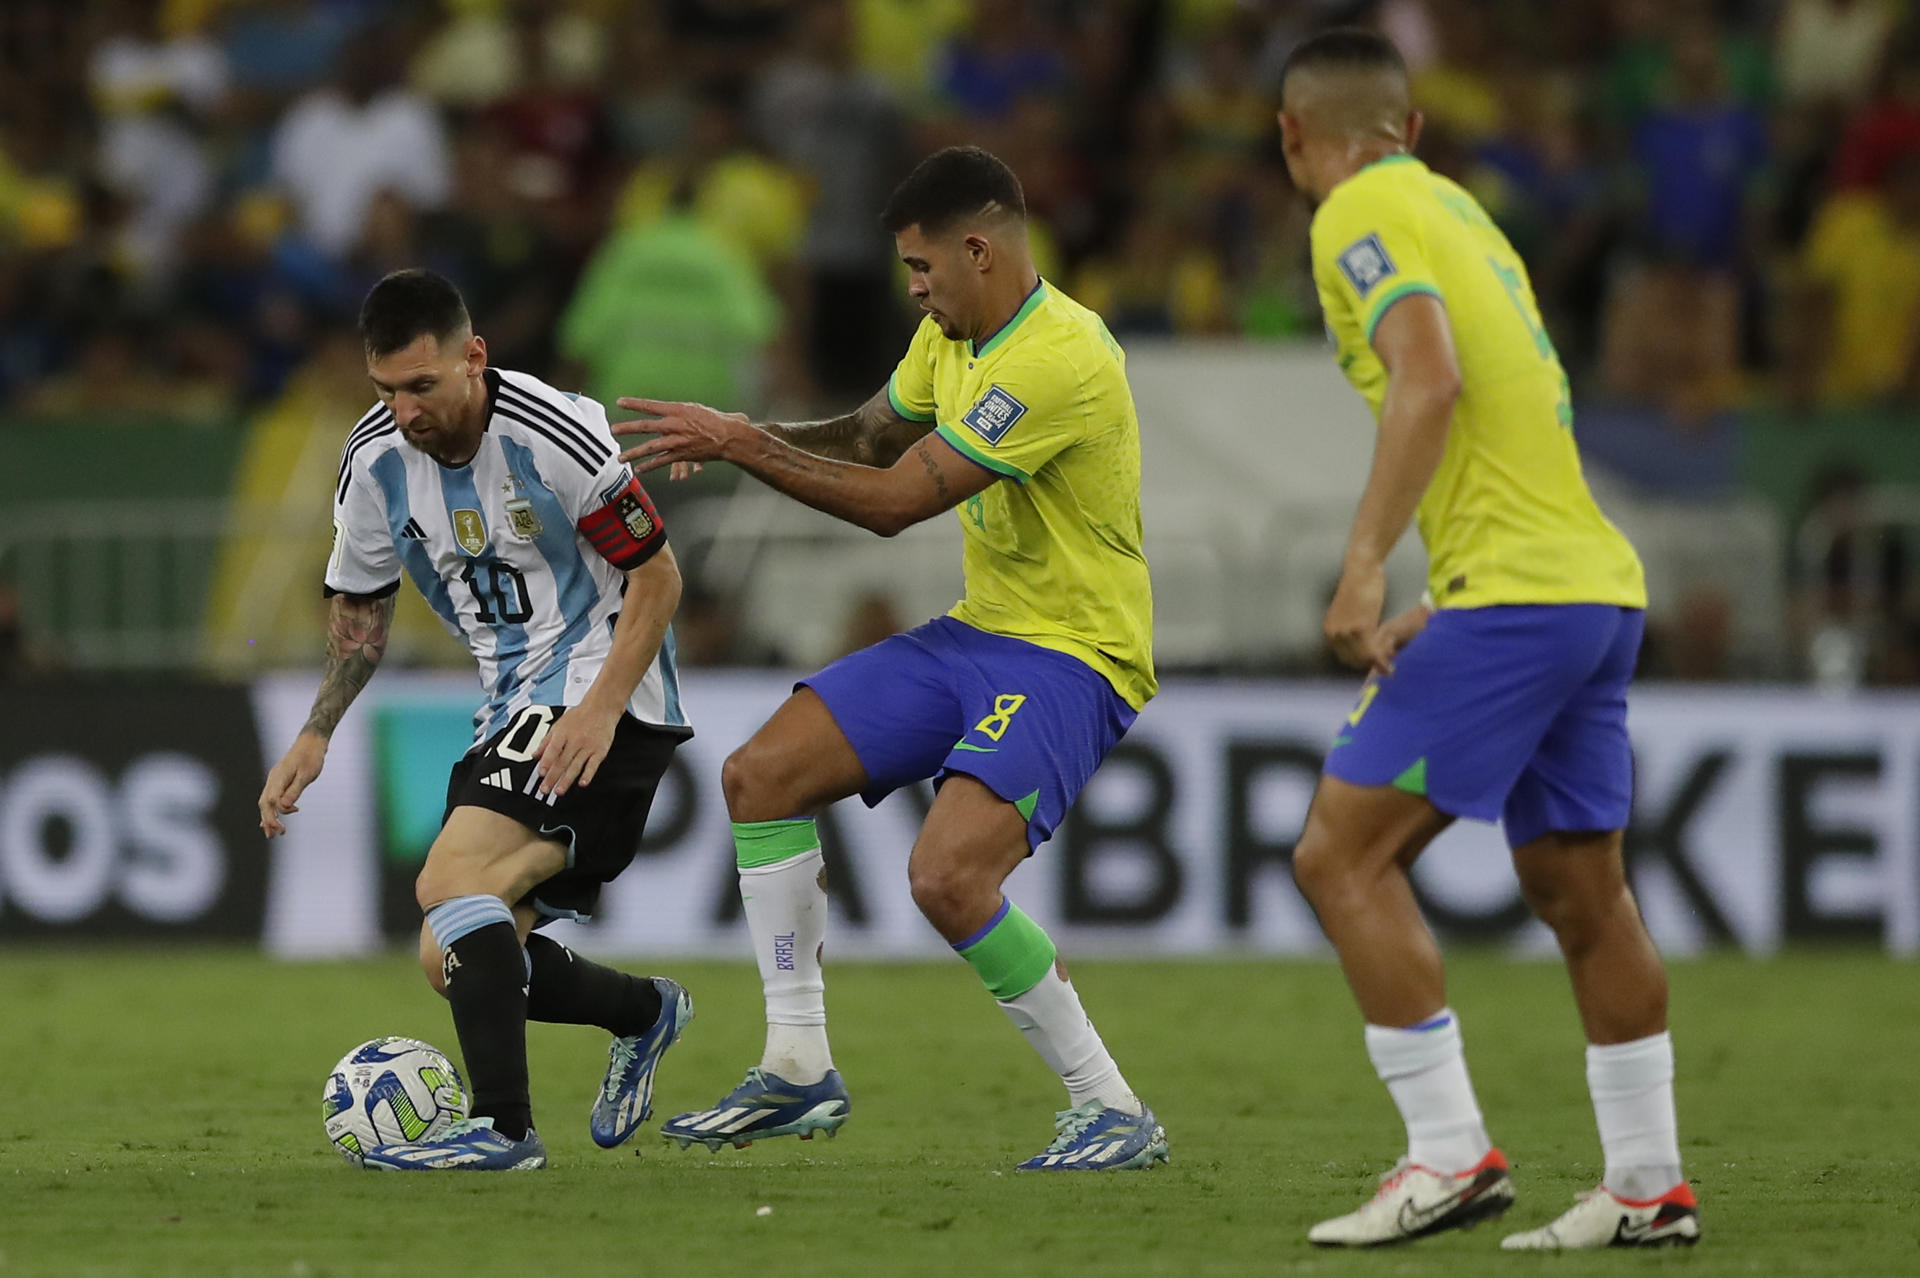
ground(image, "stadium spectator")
xmin=557 ymin=187 xmax=780 ymax=421
xmin=931 ymin=0 xmax=1066 ymax=125
xmin=1776 ymin=0 xmax=1899 ymax=109
xmin=1626 ymin=12 xmax=1771 ymax=271
xmin=1832 ymin=40 xmax=1920 ymax=188
xmin=87 ymin=0 xmax=226 ymax=281
xmin=603 ymin=4 xmax=693 ymax=159
xmin=1789 ymin=147 xmax=1920 ymax=409
xmin=752 ymin=0 xmax=913 ymax=402
xmin=418 ymin=123 xmax=570 ymax=375
xmin=270 ymin=24 xmax=450 ymax=260
xmin=850 ymin=0 xmax=969 ymax=106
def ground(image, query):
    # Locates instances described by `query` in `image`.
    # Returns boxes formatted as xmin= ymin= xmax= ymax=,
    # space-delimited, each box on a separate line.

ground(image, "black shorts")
xmin=443 ymin=705 xmax=689 ymax=922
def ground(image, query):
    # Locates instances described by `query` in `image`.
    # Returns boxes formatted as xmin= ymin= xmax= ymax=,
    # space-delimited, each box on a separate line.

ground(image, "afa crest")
xmin=505 ymin=498 xmax=542 ymax=540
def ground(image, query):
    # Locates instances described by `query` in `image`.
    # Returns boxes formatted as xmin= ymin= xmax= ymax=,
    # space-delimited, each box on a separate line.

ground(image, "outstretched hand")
xmin=611 ymin=397 xmax=750 ymax=475
xmin=258 ymin=732 xmax=327 ymax=838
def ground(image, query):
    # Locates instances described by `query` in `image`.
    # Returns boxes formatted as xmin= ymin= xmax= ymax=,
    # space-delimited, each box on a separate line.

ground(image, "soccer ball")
xmin=322 ymin=1037 xmax=469 ymax=1165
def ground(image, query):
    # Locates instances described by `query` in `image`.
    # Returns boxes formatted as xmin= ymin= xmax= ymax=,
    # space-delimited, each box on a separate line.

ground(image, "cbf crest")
xmin=452 ymin=508 xmax=488 ymax=556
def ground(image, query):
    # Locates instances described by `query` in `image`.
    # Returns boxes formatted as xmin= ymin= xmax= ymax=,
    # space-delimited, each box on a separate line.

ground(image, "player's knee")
xmin=722 ymin=738 xmax=792 ymax=822
xmin=1518 ymin=864 xmax=1616 ymax=947
xmin=908 ymin=855 xmax=977 ymax=931
xmin=1290 ymin=829 xmax=1346 ymax=905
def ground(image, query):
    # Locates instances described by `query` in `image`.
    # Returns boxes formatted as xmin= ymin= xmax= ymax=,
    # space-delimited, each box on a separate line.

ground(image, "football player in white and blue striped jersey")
xmin=258 ymin=270 xmax=694 ymax=1170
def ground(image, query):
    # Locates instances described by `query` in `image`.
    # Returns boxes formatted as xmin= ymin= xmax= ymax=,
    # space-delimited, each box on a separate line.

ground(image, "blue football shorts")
xmin=1323 ymin=604 xmax=1644 ymax=848
xmin=799 ymin=616 xmax=1137 ymax=850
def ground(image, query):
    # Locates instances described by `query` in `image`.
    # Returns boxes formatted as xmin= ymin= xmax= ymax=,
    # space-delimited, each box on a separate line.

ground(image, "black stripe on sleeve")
xmin=496 ymin=383 xmax=614 ymax=464
xmin=335 ymin=418 xmax=397 ymax=503
xmin=323 ymin=577 xmax=401 ymax=599
xmin=491 ymin=402 xmax=600 ymax=474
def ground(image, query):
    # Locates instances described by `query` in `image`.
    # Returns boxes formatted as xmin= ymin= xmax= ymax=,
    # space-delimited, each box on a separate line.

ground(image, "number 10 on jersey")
xmin=461 ymin=560 xmax=532 ymax=624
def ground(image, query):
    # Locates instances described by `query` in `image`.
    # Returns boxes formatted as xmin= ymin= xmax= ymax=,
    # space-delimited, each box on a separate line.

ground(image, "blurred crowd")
xmin=6 ymin=0 xmax=1919 ymax=421
xmin=3 ymin=0 xmax=1919 ymax=679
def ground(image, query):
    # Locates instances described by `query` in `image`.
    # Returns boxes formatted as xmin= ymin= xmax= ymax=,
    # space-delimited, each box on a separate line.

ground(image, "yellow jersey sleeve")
xmin=886 ymin=317 xmax=939 ymax=422
xmin=932 ymin=355 xmax=1081 ymax=484
xmin=1312 ymin=184 xmax=1444 ymax=346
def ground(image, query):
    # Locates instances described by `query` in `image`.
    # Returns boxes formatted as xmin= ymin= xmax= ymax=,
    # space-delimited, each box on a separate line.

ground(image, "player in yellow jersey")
xmin=1277 ymin=31 xmax=1698 ymax=1250
xmin=609 ymin=147 xmax=1168 ymax=1172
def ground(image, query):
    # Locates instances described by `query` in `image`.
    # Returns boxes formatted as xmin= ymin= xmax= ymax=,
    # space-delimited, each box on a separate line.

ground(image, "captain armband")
xmin=577 ymin=476 xmax=667 ymax=570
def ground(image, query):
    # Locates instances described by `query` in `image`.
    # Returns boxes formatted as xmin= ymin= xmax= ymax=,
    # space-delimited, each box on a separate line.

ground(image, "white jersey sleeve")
xmin=491 ymin=373 xmax=667 ymax=569
xmin=324 ymin=405 xmax=401 ymax=597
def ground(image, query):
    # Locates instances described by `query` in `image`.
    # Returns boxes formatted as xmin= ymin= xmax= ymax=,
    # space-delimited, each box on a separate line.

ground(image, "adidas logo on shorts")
xmin=479 ymin=768 xmax=514 ymax=790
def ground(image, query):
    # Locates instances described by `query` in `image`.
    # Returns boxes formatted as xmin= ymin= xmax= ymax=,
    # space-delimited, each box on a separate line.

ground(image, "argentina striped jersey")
xmin=325 ymin=367 xmax=689 ymax=745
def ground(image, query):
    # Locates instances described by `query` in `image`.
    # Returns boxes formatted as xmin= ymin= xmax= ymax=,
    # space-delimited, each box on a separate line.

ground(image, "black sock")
xmin=525 ymin=933 xmax=663 ymax=1037
xmin=443 ymin=920 xmax=532 ymax=1141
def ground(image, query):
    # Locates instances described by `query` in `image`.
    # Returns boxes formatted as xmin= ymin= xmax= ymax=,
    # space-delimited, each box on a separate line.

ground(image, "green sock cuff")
xmin=955 ymin=900 xmax=1057 ymax=1000
xmin=732 ymin=818 xmax=822 ymax=869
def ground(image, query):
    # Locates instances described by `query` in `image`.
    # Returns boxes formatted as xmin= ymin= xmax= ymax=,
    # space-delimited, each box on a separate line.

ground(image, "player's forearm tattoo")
xmin=766 ymin=410 xmax=876 ymax=465
xmin=766 ymin=393 xmax=931 ymax=468
xmin=302 ymin=593 xmax=395 ymax=739
xmin=913 ymin=439 xmax=949 ymax=502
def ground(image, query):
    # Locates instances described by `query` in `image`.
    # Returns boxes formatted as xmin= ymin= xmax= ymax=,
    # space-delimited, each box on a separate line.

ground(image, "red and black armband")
xmin=577 ymin=475 xmax=667 ymax=570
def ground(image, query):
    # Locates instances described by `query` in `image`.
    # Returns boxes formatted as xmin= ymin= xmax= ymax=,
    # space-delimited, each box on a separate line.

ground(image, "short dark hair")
xmin=1279 ymin=26 xmax=1408 ymax=94
xmin=359 ymin=269 xmax=471 ymax=358
xmin=880 ymin=146 xmax=1026 ymax=236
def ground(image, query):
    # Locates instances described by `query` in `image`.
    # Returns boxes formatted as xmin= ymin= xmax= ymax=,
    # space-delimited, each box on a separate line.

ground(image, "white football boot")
xmin=1501 ymin=1182 xmax=1700 ymax=1250
xmin=1308 ymin=1148 xmax=1515 ymax=1247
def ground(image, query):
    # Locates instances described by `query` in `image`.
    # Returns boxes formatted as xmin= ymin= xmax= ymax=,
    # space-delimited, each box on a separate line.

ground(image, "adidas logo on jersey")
xmin=479 ymin=768 xmax=514 ymax=789
xmin=400 ymin=518 xmax=427 ymax=540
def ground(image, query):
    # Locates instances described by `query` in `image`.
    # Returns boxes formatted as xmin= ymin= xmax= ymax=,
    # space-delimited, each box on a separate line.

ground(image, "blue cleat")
xmin=591 ymin=977 xmax=694 ymax=1148
xmin=362 ymin=1118 xmax=547 ymax=1171
xmin=1015 ymin=1101 xmax=1169 ymax=1171
xmin=660 ymin=1067 xmax=850 ymax=1151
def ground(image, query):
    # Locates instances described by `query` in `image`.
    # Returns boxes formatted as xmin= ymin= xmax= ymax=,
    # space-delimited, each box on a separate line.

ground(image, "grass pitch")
xmin=2 ymin=948 xmax=1915 ymax=1276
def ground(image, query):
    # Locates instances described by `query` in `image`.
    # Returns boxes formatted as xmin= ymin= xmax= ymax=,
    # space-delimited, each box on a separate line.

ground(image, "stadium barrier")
xmin=0 ymin=682 xmax=269 ymax=938
xmin=237 ymin=672 xmax=1920 ymax=958
xmin=6 ymin=674 xmax=1911 ymax=953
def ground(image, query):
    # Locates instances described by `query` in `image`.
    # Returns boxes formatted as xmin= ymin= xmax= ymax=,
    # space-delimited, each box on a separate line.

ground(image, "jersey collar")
xmin=481 ymin=366 xmax=501 ymax=430
xmin=1363 ymin=152 xmax=1421 ymax=172
xmin=971 ymin=278 xmax=1047 ymax=359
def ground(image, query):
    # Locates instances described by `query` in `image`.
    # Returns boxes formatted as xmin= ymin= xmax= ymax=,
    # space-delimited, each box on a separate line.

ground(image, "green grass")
xmin=2 ymin=950 xmax=1916 ymax=1277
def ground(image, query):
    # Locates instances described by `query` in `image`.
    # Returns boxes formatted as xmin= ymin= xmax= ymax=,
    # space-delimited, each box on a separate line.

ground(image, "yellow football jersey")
xmin=888 ymin=280 xmax=1156 ymax=708
xmin=1311 ymin=155 xmax=1647 ymax=610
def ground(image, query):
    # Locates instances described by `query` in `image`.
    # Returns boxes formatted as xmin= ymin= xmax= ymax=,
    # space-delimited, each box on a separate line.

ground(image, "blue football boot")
xmin=1015 ymin=1100 xmax=1169 ymax=1171
xmin=591 ymin=977 xmax=694 ymax=1148
xmin=362 ymin=1118 xmax=548 ymax=1171
xmin=660 ymin=1067 xmax=850 ymax=1151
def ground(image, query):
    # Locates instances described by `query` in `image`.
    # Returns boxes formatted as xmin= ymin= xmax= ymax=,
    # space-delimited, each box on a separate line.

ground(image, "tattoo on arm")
xmin=301 ymin=592 xmax=395 ymax=738
xmin=912 ymin=439 xmax=950 ymax=504
xmin=766 ymin=389 xmax=933 ymax=467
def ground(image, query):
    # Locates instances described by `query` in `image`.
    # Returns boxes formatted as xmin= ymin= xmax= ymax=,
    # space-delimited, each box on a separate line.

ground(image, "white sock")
xmin=740 ymin=850 xmax=833 ymax=1084
xmin=1365 ymin=1008 xmax=1492 ymax=1175
xmin=1588 ymin=1031 xmax=1684 ymax=1200
xmin=998 ymin=965 xmax=1141 ymax=1114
